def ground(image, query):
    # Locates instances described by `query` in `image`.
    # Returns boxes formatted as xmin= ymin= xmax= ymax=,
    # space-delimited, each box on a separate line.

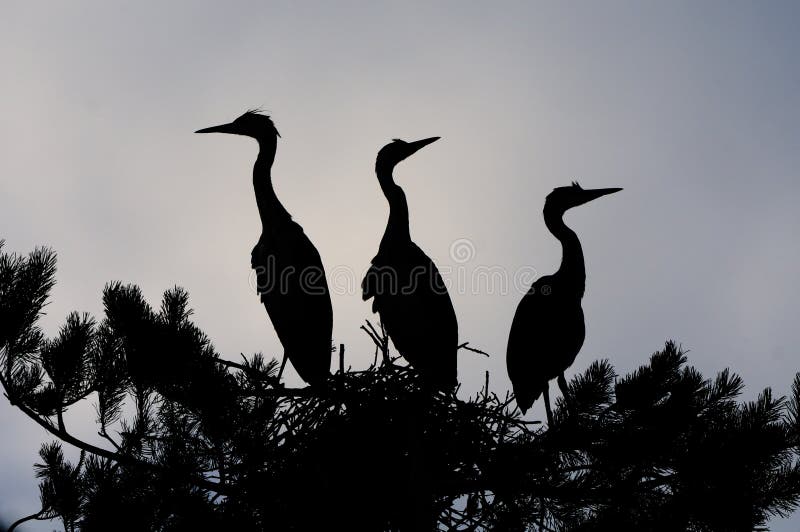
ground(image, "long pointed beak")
xmin=580 ymin=187 xmax=623 ymax=204
xmin=406 ymin=136 xmax=440 ymax=156
xmin=195 ymin=122 xmax=238 ymax=134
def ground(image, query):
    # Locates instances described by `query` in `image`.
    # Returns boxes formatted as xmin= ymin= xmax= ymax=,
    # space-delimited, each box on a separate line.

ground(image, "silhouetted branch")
xmin=97 ymin=429 xmax=122 ymax=452
xmin=458 ymin=342 xmax=490 ymax=357
xmin=7 ymin=510 xmax=45 ymax=532
xmin=4 ymin=381 xmax=225 ymax=494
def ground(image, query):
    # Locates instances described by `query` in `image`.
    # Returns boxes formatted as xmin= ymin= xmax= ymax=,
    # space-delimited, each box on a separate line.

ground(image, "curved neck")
xmin=376 ymin=163 xmax=410 ymax=246
xmin=253 ymin=138 xmax=290 ymax=228
xmin=544 ymin=206 xmax=585 ymax=296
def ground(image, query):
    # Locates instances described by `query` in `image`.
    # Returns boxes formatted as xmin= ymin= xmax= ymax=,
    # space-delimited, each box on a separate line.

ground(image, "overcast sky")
xmin=2 ymin=1 xmax=799 ymax=529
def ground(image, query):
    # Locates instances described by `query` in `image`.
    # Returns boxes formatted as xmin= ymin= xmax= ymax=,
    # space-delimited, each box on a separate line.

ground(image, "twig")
xmin=364 ymin=319 xmax=382 ymax=343
xmin=217 ymin=357 xmax=280 ymax=387
xmin=458 ymin=342 xmax=490 ymax=358
xmin=379 ymin=321 xmax=390 ymax=362
xmin=360 ymin=325 xmax=381 ymax=348
xmin=217 ymin=358 xmax=261 ymax=376
xmin=98 ymin=429 xmax=122 ymax=452
xmin=364 ymin=319 xmax=391 ymax=364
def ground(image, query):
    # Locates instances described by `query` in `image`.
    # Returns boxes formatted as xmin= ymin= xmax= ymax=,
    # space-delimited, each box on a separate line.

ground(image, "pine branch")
xmin=2 ymin=377 xmax=225 ymax=494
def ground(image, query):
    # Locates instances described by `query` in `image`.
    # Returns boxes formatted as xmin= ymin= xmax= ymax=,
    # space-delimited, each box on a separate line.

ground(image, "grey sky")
xmin=2 ymin=1 xmax=799 ymax=529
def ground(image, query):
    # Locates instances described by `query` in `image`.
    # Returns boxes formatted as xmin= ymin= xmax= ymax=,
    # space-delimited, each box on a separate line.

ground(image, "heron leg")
xmin=542 ymin=382 xmax=554 ymax=427
xmin=557 ymin=373 xmax=571 ymax=411
xmin=276 ymin=352 xmax=288 ymax=383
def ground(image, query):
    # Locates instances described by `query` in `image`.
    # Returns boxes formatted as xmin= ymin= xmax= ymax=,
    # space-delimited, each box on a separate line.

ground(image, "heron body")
xmin=507 ymin=183 xmax=621 ymax=420
xmin=507 ymin=275 xmax=585 ymax=414
xmin=250 ymin=218 xmax=332 ymax=385
xmin=197 ymin=111 xmax=332 ymax=385
xmin=362 ymin=138 xmax=458 ymax=388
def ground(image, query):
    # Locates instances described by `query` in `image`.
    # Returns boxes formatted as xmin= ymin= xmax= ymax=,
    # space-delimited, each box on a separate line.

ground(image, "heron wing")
xmin=506 ymin=276 xmax=585 ymax=412
xmin=362 ymin=242 xmax=458 ymax=386
xmin=251 ymin=222 xmax=333 ymax=384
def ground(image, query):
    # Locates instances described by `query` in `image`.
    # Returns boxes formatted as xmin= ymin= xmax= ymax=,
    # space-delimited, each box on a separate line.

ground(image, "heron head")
xmin=545 ymin=182 xmax=622 ymax=213
xmin=195 ymin=110 xmax=280 ymax=142
xmin=376 ymin=137 xmax=440 ymax=171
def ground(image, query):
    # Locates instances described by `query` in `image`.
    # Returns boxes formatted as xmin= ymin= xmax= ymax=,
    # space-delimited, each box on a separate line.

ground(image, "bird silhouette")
xmin=196 ymin=111 xmax=332 ymax=385
xmin=362 ymin=138 xmax=458 ymax=388
xmin=507 ymin=182 xmax=621 ymax=423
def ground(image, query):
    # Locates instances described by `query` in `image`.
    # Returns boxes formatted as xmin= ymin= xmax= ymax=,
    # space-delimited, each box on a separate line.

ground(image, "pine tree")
xmin=2 ymin=241 xmax=800 ymax=531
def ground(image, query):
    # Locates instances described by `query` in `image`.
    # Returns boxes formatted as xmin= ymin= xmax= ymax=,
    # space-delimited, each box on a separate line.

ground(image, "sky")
xmin=1 ymin=1 xmax=799 ymax=529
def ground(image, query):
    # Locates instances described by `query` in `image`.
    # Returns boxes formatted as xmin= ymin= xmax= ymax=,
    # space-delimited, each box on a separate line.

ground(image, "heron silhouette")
xmin=507 ymin=182 xmax=621 ymax=424
xmin=196 ymin=111 xmax=332 ymax=385
xmin=362 ymin=138 xmax=458 ymax=388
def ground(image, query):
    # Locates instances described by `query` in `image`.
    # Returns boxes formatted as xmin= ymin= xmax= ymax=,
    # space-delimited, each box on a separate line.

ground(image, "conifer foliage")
xmin=2 ymin=242 xmax=800 ymax=531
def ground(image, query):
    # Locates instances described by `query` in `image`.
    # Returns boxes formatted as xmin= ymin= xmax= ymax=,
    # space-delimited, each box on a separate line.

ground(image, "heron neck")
xmin=376 ymin=165 xmax=411 ymax=246
xmin=544 ymin=207 xmax=585 ymax=296
xmin=254 ymin=139 xmax=290 ymax=229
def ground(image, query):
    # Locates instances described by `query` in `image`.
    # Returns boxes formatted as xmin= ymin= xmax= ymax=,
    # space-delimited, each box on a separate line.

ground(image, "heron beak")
xmin=195 ymin=122 xmax=238 ymax=134
xmin=579 ymin=187 xmax=623 ymax=205
xmin=406 ymin=136 xmax=440 ymax=156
